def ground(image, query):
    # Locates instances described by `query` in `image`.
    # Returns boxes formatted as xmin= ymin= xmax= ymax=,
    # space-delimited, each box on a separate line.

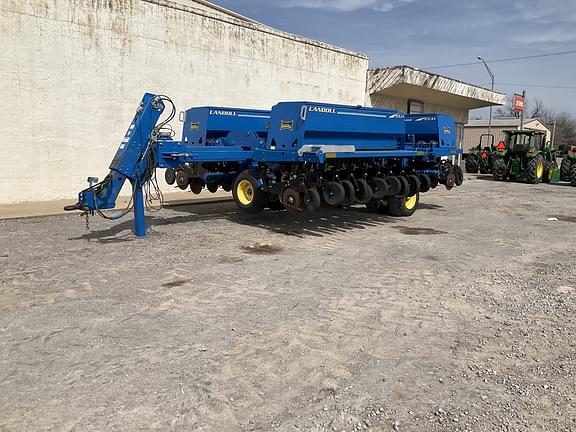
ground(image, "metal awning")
xmin=368 ymin=65 xmax=506 ymax=110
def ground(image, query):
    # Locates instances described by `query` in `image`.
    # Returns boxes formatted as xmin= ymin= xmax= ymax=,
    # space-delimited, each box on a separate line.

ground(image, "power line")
xmin=491 ymin=82 xmax=576 ymax=90
xmin=480 ymin=82 xmax=576 ymax=90
xmin=424 ymin=50 xmax=576 ymax=70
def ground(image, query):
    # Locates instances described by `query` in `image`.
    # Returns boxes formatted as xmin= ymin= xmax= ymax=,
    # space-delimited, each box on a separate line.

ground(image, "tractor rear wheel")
xmin=543 ymin=159 xmax=558 ymax=183
xmin=560 ymin=156 xmax=572 ymax=182
xmin=526 ymin=155 xmax=544 ymax=184
xmin=388 ymin=193 xmax=419 ymax=217
xmin=570 ymin=165 xmax=576 ymax=187
xmin=492 ymin=157 xmax=507 ymax=181
xmin=465 ymin=154 xmax=479 ymax=173
xmin=232 ymin=170 xmax=266 ymax=213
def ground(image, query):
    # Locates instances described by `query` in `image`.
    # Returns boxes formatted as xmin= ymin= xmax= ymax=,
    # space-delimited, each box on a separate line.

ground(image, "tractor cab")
xmin=503 ymin=130 xmax=546 ymax=154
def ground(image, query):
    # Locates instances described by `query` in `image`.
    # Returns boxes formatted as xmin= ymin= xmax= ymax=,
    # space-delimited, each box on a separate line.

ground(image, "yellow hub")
xmin=405 ymin=194 xmax=417 ymax=210
xmin=536 ymin=160 xmax=544 ymax=178
xmin=236 ymin=179 xmax=254 ymax=205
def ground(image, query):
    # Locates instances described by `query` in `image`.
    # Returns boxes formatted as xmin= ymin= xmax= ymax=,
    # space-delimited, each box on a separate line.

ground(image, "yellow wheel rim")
xmin=236 ymin=179 xmax=254 ymax=205
xmin=536 ymin=160 xmax=544 ymax=178
xmin=405 ymin=194 xmax=417 ymax=210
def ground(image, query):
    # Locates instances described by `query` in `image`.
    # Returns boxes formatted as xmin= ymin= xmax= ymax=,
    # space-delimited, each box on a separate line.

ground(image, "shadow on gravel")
xmin=547 ymin=182 xmax=575 ymax=187
xmin=471 ymin=174 xmax=574 ymax=188
xmin=228 ymin=207 xmax=397 ymax=238
xmin=474 ymin=175 xmax=496 ymax=181
xmin=69 ymin=199 xmax=445 ymax=241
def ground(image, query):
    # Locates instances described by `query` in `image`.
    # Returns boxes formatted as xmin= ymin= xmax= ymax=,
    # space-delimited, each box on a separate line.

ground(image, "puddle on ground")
xmin=241 ymin=244 xmax=284 ymax=254
xmin=394 ymin=226 xmax=446 ymax=235
xmin=162 ymin=278 xmax=192 ymax=288
xmin=550 ymin=215 xmax=576 ymax=223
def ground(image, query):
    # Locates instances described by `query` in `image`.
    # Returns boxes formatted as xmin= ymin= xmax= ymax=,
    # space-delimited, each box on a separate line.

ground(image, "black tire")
xmin=340 ymin=180 xmax=356 ymax=207
xmin=453 ymin=166 xmax=464 ymax=186
xmin=232 ymin=170 xmax=266 ymax=213
xmin=355 ymin=179 xmax=372 ymax=204
xmin=543 ymin=159 xmax=558 ymax=184
xmin=570 ymin=164 xmax=576 ymax=187
xmin=303 ymin=188 xmax=321 ymax=211
xmin=406 ymin=175 xmax=421 ymax=195
xmin=526 ymin=155 xmax=544 ymax=184
xmin=385 ymin=176 xmax=401 ymax=196
xmin=465 ymin=154 xmax=479 ymax=173
xmin=176 ymin=170 xmax=189 ymax=190
xmin=322 ymin=181 xmax=345 ymax=206
xmin=417 ymin=174 xmax=431 ymax=193
xmin=221 ymin=181 xmax=232 ymax=192
xmin=207 ymin=183 xmax=219 ymax=193
xmin=560 ymin=156 xmax=572 ymax=182
xmin=370 ymin=177 xmax=389 ymax=199
xmin=493 ymin=157 xmax=507 ymax=181
xmin=388 ymin=193 xmax=419 ymax=217
xmin=165 ymin=169 xmax=176 ymax=185
xmin=366 ymin=199 xmax=386 ymax=214
xmin=430 ymin=177 xmax=439 ymax=189
xmin=190 ymin=178 xmax=203 ymax=194
xmin=396 ymin=176 xmax=410 ymax=197
xmin=267 ymin=194 xmax=285 ymax=211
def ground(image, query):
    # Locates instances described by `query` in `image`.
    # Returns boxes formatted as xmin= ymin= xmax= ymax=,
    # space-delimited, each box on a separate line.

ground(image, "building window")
xmin=407 ymin=100 xmax=424 ymax=114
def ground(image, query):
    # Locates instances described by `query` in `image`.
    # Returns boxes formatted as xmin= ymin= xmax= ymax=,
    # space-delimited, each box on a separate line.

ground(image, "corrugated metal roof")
xmin=368 ymin=65 xmax=506 ymax=106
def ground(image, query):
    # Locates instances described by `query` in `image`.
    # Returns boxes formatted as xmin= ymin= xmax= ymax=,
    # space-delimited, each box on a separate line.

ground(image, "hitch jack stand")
xmin=133 ymin=183 xmax=147 ymax=238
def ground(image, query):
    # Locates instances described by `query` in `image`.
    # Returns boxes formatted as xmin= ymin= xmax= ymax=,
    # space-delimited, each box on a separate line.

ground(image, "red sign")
xmin=497 ymin=140 xmax=506 ymax=151
xmin=513 ymin=94 xmax=525 ymax=111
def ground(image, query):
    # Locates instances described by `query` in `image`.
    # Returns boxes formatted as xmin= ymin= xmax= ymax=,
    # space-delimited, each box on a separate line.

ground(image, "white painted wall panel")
xmin=0 ymin=0 xmax=368 ymax=203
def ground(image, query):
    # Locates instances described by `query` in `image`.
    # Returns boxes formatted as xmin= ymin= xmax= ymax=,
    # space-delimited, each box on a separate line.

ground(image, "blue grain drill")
xmin=66 ymin=93 xmax=463 ymax=237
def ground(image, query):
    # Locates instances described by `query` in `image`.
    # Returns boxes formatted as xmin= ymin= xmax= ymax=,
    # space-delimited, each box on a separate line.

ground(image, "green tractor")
xmin=465 ymin=134 xmax=495 ymax=174
xmin=559 ymin=146 xmax=576 ymax=186
xmin=491 ymin=130 xmax=559 ymax=184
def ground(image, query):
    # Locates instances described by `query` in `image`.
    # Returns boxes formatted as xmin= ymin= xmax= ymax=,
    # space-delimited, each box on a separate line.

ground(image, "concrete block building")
xmin=0 ymin=0 xmax=505 ymax=205
xmin=0 ymin=0 xmax=368 ymax=203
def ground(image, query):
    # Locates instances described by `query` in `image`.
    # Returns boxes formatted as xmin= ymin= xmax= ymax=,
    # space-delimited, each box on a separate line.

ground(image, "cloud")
xmin=281 ymin=0 xmax=417 ymax=12
xmin=512 ymin=29 xmax=576 ymax=44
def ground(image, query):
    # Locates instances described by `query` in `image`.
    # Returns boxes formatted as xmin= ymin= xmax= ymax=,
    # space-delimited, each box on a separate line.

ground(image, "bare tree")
xmin=552 ymin=111 xmax=576 ymax=146
xmin=494 ymin=95 xmax=530 ymax=118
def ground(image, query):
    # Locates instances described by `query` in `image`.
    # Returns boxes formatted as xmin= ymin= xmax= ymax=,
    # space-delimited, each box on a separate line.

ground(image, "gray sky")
xmin=211 ymin=0 xmax=576 ymax=118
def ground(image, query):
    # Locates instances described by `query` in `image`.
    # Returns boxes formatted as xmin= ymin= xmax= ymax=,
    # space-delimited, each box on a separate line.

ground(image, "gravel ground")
xmin=0 ymin=176 xmax=575 ymax=432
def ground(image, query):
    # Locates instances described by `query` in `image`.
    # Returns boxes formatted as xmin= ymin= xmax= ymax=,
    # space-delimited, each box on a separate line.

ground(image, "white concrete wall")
xmin=0 ymin=0 xmax=368 ymax=204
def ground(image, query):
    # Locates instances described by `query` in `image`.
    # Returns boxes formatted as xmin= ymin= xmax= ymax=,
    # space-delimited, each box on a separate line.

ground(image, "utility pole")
xmin=519 ymin=90 xmax=526 ymax=130
xmin=477 ymin=56 xmax=494 ymax=136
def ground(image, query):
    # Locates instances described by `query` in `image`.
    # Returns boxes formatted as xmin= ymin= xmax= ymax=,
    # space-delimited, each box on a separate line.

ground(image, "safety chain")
xmin=85 ymin=212 xmax=90 ymax=231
